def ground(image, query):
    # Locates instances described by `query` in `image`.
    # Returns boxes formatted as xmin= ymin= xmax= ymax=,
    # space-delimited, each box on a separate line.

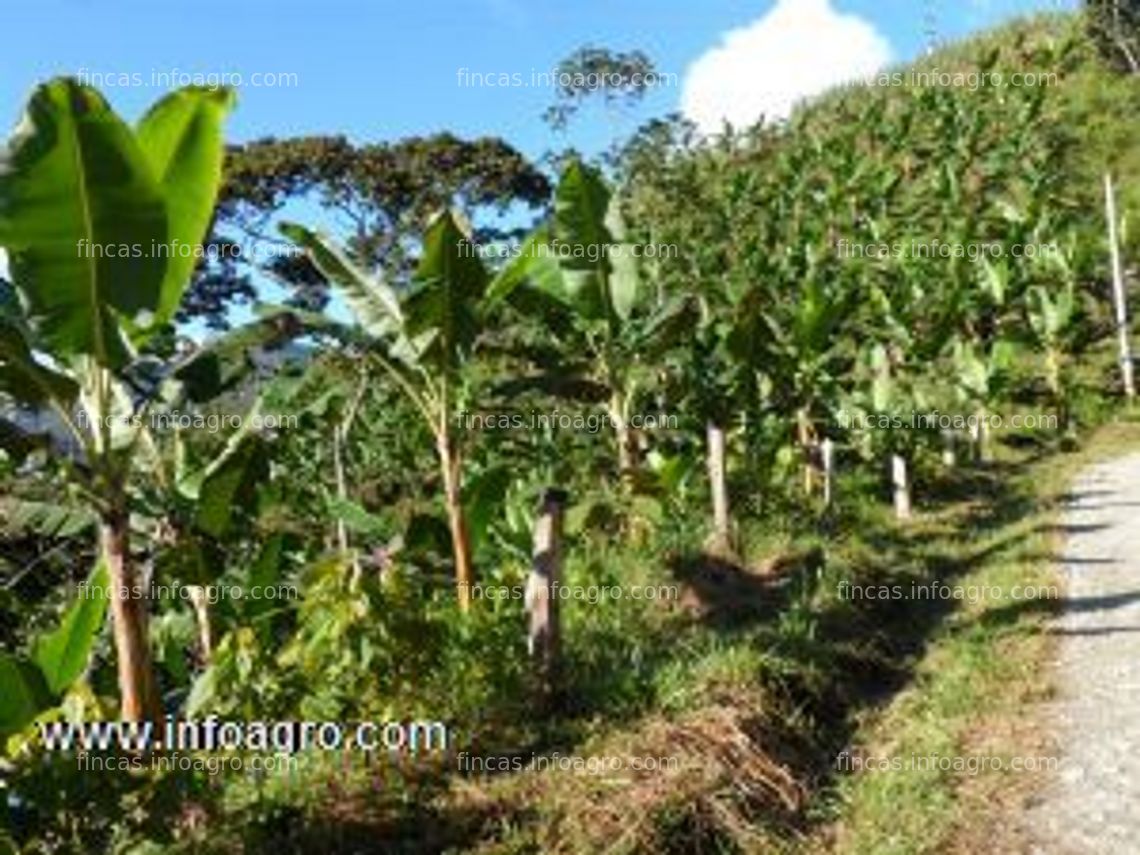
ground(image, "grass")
xmin=413 ymin=414 xmax=1140 ymax=855
xmin=18 ymin=404 xmax=1138 ymax=854
xmin=183 ymin=411 xmax=1139 ymax=855
xmin=165 ymin=401 xmax=1140 ymax=854
xmin=803 ymin=416 xmax=1140 ymax=855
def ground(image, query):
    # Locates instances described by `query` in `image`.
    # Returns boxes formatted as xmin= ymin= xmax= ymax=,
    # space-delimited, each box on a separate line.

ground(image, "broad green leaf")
xmin=33 ymin=558 xmax=110 ymax=695
xmin=0 ymin=79 xmax=168 ymax=368
xmin=485 ymin=226 xmax=558 ymax=305
xmin=280 ymin=223 xmax=404 ymax=341
xmin=979 ymin=258 xmax=1008 ymax=306
xmin=869 ymin=344 xmax=894 ymax=413
xmin=991 ymin=339 xmax=1017 ymax=372
xmin=0 ymin=653 xmax=53 ymax=737
xmin=246 ymin=534 xmax=288 ymax=637
xmin=191 ymin=433 xmax=269 ymax=538
xmin=604 ymin=195 xmax=638 ymax=322
xmin=464 ymin=466 xmax=511 ymax=552
xmin=405 ymin=209 xmax=489 ymax=374
xmin=249 ymin=533 xmax=286 ymax=593
xmin=551 ymin=160 xmax=615 ymax=321
xmin=135 ymin=86 xmax=236 ymax=331
xmin=0 ymin=317 xmax=79 ymax=406
xmin=326 ymin=496 xmax=390 ymax=537
xmin=0 ymin=498 xmax=95 ymax=538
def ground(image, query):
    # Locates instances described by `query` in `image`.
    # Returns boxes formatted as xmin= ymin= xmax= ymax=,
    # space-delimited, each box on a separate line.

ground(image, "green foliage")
xmin=0 ymin=653 xmax=52 ymax=739
xmin=187 ymin=133 xmax=550 ymax=328
xmin=32 ymin=560 xmax=110 ymax=695
xmin=0 ymin=80 xmax=168 ymax=367
xmin=0 ymin=77 xmax=255 ymax=722
xmin=0 ymin=560 xmax=108 ymax=738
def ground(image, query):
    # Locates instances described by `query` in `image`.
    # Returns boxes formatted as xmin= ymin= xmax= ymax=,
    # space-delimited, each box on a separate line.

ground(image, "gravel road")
xmin=1027 ymin=452 xmax=1140 ymax=854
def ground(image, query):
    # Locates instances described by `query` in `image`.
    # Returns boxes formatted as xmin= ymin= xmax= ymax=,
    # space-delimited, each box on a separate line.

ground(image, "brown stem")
xmin=438 ymin=433 xmax=473 ymax=611
xmin=609 ymin=391 xmax=638 ymax=478
xmin=101 ymin=513 xmax=160 ymax=722
xmin=797 ymin=409 xmax=818 ymax=497
xmin=188 ymin=586 xmax=213 ymax=663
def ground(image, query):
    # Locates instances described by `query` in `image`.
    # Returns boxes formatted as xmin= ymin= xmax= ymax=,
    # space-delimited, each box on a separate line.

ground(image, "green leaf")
xmin=404 ymin=209 xmax=489 ymax=374
xmin=280 ymin=223 xmax=405 ymax=342
xmin=485 ymin=226 xmax=557 ymax=305
xmin=0 ymin=653 xmax=53 ymax=738
xmin=246 ymin=534 xmax=288 ymax=637
xmin=464 ymin=466 xmax=511 ymax=552
xmin=550 ymin=159 xmax=616 ymax=321
xmin=248 ymin=533 xmax=286 ymax=592
xmin=135 ymin=86 xmax=236 ymax=331
xmin=191 ymin=434 xmax=269 ymax=538
xmin=0 ymin=498 xmax=95 ymax=538
xmin=979 ymin=258 xmax=1008 ymax=306
xmin=604 ymin=195 xmax=638 ymax=321
xmin=326 ymin=496 xmax=390 ymax=537
xmin=0 ymin=78 xmax=169 ymax=368
xmin=0 ymin=316 xmax=79 ymax=406
xmin=32 ymin=558 xmax=110 ymax=695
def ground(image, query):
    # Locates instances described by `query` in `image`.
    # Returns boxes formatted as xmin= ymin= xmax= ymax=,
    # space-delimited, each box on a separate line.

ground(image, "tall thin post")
xmin=1105 ymin=172 xmax=1136 ymax=400
xmin=821 ymin=438 xmax=835 ymax=508
xmin=892 ymin=454 xmax=912 ymax=521
xmin=527 ymin=488 xmax=568 ymax=703
xmin=706 ymin=421 xmax=730 ymax=551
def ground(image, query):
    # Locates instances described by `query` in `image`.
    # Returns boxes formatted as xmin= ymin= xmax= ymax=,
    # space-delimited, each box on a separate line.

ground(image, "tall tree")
xmin=181 ymin=134 xmax=550 ymax=329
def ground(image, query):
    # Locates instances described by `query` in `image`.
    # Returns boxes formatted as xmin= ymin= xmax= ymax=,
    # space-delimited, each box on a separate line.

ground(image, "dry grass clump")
xmin=452 ymin=690 xmax=812 ymax=854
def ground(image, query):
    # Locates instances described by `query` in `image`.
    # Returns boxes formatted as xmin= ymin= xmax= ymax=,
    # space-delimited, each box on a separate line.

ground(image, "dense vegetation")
xmin=2 ymin=9 xmax=1139 ymax=854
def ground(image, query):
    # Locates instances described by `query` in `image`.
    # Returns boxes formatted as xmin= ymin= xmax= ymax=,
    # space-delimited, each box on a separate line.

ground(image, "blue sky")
xmin=1 ymin=0 xmax=1077 ymax=162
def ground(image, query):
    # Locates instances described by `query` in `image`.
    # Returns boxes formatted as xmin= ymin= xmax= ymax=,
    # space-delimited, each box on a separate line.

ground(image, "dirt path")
xmin=1027 ymin=452 xmax=1140 ymax=854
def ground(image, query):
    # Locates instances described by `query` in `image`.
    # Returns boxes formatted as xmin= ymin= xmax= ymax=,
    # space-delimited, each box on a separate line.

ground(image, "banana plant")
xmin=849 ymin=267 xmax=955 ymax=520
xmin=854 ymin=342 xmax=932 ymax=520
xmin=947 ymin=337 xmax=1016 ymax=462
xmin=489 ymin=159 xmax=646 ymax=477
xmin=1025 ymin=280 xmax=1077 ymax=432
xmin=281 ymin=210 xmax=490 ymax=611
xmin=0 ymin=79 xmax=235 ymax=720
xmin=759 ymin=275 xmax=850 ymax=497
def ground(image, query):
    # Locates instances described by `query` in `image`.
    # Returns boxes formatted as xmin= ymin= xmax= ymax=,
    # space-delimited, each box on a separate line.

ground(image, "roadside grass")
xmin=431 ymin=414 xmax=1140 ymax=854
xmin=806 ymin=415 xmax=1140 ymax=855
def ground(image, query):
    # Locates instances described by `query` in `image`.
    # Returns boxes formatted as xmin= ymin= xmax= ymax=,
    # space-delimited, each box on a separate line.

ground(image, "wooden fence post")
xmin=706 ymin=421 xmax=731 ymax=550
xmin=892 ymin=454 xmax=912 ymax=521
xmin=527 ymin=488 xmax=568 ymax=702
xmin=821 ymin=438 xmax=835 ymax=508
xmin=1105 ymin=172 xmax=1136 ymax=401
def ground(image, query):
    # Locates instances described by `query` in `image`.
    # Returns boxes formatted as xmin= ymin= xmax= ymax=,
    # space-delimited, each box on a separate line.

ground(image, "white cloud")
xmin=681 ymin=0 xmax=893 ymax=133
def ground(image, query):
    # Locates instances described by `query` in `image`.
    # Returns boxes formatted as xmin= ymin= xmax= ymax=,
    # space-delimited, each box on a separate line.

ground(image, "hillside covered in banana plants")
xmin=2 ymin=5 xmax=1139 ymax=855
